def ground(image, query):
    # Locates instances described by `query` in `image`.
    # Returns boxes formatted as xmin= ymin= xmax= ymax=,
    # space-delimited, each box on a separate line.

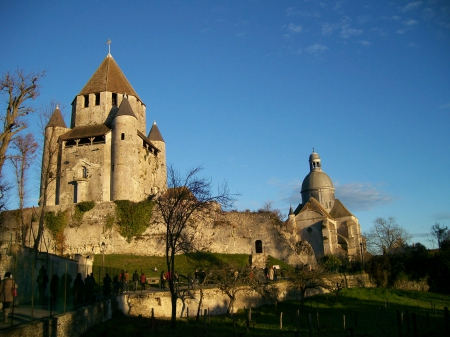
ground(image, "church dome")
xmin=309 ymin=152 xmax=320 ymax=161
xmin=301 ymin=171 xmax=334 ymax=192
xmin=301 ymin=150 xmax=335 ymax=207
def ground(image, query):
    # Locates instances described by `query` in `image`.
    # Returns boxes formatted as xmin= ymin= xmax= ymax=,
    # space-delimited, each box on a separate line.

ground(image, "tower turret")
xmin=112 ymin=96 xmax=139 ymax=201
xmin=40 ymin=106 xmax=68 ymax=206
xmin=148 ymin=121 xmax=167 ymax=194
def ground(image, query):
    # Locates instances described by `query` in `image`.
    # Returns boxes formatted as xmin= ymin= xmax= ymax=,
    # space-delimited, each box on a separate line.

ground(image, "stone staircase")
xmin=250 ymin=253 xmax=268 ymax=268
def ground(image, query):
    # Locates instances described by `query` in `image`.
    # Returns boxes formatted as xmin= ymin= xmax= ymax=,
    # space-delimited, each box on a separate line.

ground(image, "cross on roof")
xmin=106 ymin=39 xmax=111 ymax=55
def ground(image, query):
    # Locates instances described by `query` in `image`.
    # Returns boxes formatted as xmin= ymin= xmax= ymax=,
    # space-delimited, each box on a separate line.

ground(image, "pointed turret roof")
xmin=115 ymin=95 xmax=137 ymax=119
xmin=78 ymin=54 xmax=142 ymax=103
xmin=148 ymin=121 xmax=165 ymax=142
xmin=47 ymin=106 xmax=67 ymax=128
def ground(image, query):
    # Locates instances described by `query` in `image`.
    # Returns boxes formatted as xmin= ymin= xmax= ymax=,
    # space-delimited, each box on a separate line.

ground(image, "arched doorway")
xmin=255 ymin=240 xmax=263 ymax=254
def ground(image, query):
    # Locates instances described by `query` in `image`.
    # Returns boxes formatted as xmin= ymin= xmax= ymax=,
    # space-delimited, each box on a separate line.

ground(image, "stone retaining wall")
xmin=0 ymin=299 xmax=113 ymax=337
xmin=117 ymin=274 xmax=373 ymax=318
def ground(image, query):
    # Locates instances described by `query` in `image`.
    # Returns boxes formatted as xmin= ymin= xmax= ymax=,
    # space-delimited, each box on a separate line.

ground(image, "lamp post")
xmin=360 ymin=242 xmax=364 ymax=270
xmin=101 ymin=242 xmax=106 ymax=280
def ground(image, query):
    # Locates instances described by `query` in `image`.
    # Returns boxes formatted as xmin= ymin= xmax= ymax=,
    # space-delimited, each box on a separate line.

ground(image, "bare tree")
xmin=430 ymin=222 xmax=449 ymax=249
xmin=155 ymin=165 xmax=236 ymax=328
xmin=0 ymin=69 xmax=45 ymax=175
xmin=9 ymin=133 xmax=38 ymax=245
xmin=286 ymin=266 xmax=327 ymax=307
xmin=365 ymin=217 xmax=412 ymax=255
xmin=0 ymin=178 xmax=11 ymax=211
xmin=209 ymin=264 xmax=276 ymax=315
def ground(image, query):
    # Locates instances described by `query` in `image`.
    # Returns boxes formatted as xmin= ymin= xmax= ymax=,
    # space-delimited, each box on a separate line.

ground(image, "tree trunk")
xmin=227 ymin=296 xmax=235 ymax=316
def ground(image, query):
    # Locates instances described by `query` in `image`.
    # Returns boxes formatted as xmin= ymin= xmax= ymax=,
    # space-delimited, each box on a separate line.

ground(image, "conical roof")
xmin=115 ymin=96 xmax=137 ymax=119
xmin=148 ymin=121 xmax=164 ymax=142
xmin=78 ymin=54 xmax=142 ymax=103
xmin=47 ymin=107 xmax=67 ymax=128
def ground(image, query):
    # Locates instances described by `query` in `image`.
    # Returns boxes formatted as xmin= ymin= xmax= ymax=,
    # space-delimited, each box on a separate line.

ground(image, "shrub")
xmin=45 ymin=210 xmax=68 ymax=238
xmin=114 ymin=199 xmax=155 ymax=242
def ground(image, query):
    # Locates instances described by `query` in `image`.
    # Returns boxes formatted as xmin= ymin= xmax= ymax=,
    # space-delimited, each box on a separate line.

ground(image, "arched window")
xmin=255 ymin=240 xmax=263 ymax=254
xmin=82 ymin=166 xmax=87 ymax=179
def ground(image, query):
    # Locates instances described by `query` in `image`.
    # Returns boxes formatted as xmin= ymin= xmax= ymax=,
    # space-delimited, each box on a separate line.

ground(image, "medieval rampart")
xmin=0 ymin=202 xmax=316 ymax=265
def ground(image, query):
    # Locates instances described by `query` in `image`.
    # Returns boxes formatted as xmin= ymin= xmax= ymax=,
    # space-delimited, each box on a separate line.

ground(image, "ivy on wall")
xmin=73 ymin=201 xmax=95 ymax=224
xmin=45 ymin=210 xmax=69 ymax=238
xmin=114 ymin=199 xmax=154 ymax=242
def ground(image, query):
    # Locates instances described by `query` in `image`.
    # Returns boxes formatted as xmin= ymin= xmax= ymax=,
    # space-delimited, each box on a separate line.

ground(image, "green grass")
xmin=92 ymin=252 xmax=255 ymax=283
xmin=82 ymin=287 xmax=450 ymax=336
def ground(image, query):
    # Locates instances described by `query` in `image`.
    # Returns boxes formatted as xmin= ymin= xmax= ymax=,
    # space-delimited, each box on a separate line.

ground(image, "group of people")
xmin=264 ymin=266 xmax=279 ymax=281
xmin=159 ymin=270 xmax=179 ymax=289
xmin=73 ymin=272 xmax=98 ymax=308
xmin=111 ymin=270 xmax=148 ymax=294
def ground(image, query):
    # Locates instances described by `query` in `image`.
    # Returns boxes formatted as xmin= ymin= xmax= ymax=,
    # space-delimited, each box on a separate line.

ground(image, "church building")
xmin=40 ymin=53 xmax=167 ymax=205
xmin=286 ymin=151 xmax=363 ymax=260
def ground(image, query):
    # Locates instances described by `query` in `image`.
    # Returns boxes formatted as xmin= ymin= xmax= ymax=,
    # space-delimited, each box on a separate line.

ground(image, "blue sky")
xmin=1 ymin=0 xmax=449 ymax=247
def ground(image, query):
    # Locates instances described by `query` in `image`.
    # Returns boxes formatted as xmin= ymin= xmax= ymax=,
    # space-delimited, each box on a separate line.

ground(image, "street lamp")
xmin=360 ymin=242 xmax=364 ymax=270
xmin=101 ymin=242 xmax=107 ymax=279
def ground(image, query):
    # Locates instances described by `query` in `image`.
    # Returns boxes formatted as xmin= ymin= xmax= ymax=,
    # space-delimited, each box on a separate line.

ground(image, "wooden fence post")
xmin=308 ymin=313 xmax=313 ymax=337
xmin=186 ymin=307 xmax=189 ymax=325
xmin=412 ymin=312 xmax=418 ymax=337
xmin=444 ymin=307 xmax=449 ymax=337
xmin=280 ymin=312 xmax=283 ymax=329
xmin=203 ymin=309 xmax=207 ymax=332
xmin=397 ymin=310 xmax=403 ymax=337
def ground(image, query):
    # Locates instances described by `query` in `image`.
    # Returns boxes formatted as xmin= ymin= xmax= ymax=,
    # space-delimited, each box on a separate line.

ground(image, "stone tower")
xmin=39 ymin=53 xmax=166 ymax=206
xmin=39 ymin=106 xmax=69 ymax=206
xmin=112 ymin=96 xmax=139 ymax=201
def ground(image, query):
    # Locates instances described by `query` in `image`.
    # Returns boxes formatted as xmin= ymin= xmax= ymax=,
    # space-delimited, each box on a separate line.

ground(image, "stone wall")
xmin=117 ymin=274 xmax=373 ymax=318
xmin=0 ymin=203 xmax=317 ymax=265
xmin=0 ymin=299 xmax=113 ymax=337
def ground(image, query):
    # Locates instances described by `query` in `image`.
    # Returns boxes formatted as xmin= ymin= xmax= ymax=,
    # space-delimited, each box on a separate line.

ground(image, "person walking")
xmin=124 ymin=270 xmax=130 ymax=292
xmin=132 ymin=270 xmax=139 ymax=292
xmin=140 ymin=272 xmax=146 ymax=291
xmin=0 ymin=272 xmax=17 ymax=323
xmin=103 ymin=273 xmax=112 ymax=297
xmin=36 ymin=265 xmax=49 ymax=304
xmin=160 ymin=271 xmax=166 ymax=289
xmin=73 ymin=273 xmax=84 ymax=309
xmin=268 ymin=266 xmax=274 ymax=281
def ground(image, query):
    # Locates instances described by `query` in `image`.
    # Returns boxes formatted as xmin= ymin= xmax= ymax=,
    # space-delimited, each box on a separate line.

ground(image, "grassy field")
xmin=91 ymin=252 xmax=291 ymax=282
xmin=82 ymin=287 xmax=450 ymax=336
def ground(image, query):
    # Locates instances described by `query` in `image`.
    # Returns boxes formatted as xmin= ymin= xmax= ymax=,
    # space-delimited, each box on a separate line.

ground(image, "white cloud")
xmin=286 ymin=7 xmax=300 ymax=17
xmin=404 ymin=19 xmax=419 ymax=26
xmin=306 ymin=43 xmax=329 ymax=54
xmin=273 ymin=180 xmax=393 ymax=212
xmin=434 ymin=212 xmax=450 ymax=220
xmin=322 ymin=22 xmax=338 ymax=36
xmin=407 ymin=41 xmax=418 ymax=47
xmin=396 ymin=29 xmax=407 ymax=34
xmin=335 ymin=182 xmax=394 ymax=211
xmin=402 ymin=1 xmax=423 ymax=13
xmin=439 ymin=102 xmax=450 ymax=109
xmin=370 ymin=27 xmax=388 ymax=37
xmin=341 ymin=25 xmax=363 ymax=38
xmin=358 ymin=40 xmax=371 ymax=46
xmin=288 ymin=23 xmax=303 ymax=33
